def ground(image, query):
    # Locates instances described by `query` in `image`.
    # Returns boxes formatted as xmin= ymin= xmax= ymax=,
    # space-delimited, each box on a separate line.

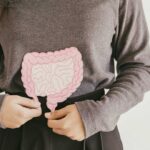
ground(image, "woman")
xmin=0 ymin=0 xmax=150 ymax=150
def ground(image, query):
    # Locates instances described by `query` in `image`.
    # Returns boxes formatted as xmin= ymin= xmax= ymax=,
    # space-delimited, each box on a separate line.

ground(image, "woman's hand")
xmin=0 ymin=94 xmax=42 ymax=129
xmin=45 ymin=104 xmax=86 ymax=141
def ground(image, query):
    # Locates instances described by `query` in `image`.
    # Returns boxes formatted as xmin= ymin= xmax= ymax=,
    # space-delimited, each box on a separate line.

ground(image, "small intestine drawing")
xmin=21 ymin=47 xmax=83 ymax=112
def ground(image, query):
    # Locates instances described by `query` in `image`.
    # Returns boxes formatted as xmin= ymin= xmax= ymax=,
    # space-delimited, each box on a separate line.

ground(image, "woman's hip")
xmin=0 ymin=89 xmax=105 ymax=150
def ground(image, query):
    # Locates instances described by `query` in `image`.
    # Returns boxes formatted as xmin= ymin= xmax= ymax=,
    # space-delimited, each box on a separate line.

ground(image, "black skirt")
xmin=0 ymin=89 xmax=123 ymax=150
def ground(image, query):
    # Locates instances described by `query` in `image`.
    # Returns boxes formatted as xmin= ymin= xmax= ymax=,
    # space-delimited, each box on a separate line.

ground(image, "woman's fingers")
xmin=0 ymin=94 xmax=42 ymax=129
xmin=52 ymin=128 xmax=76 ymax=140
xmin=47 ymin=119 xmax=64 ymax=129
xmin=52 ymin=128 xmax=66 ymax=135
xmin=18 ymin=105 xmax=42 ymax=119
xmin=45 ymin=106 xmax=69 ymax=119
xmin=45 ymin=104 xmax=86 ymax=141
xmin=17 ymin=96 xmax=41 ymax=108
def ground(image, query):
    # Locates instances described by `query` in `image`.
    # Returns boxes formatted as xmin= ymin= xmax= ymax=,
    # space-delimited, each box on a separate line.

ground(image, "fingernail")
xmin=45 ymin=113 xmax=51 ymax=118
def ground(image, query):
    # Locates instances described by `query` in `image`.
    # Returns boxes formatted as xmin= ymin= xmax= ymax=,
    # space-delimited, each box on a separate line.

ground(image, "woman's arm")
xmin=0 ymin=44 xmax=7 ymax=128
xmin=0 ymin=0 xmax=6 ymax=109
xmin=0 ymin=2 xmax=6 ymax=128
xmin=0 ymin=93 xmax=6 ymax=110
xmin=0 ymin=45 xmax=6 ymax=128
xmin=75 ymin=0 xmax=150 ymax=139
xmin=0 ymin=45 xmax=6 ymax=111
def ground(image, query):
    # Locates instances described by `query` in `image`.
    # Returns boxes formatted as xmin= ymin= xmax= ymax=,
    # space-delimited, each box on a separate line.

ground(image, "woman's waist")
xmin=6 ymin=88 xmax=105 ymax=110
xmin=5 ymin=89 xmax=105 ymax=125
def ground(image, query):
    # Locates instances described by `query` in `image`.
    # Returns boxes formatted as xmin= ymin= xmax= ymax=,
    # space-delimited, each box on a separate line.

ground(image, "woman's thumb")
xmin=45 ymin=107 xmax=68 ymax=119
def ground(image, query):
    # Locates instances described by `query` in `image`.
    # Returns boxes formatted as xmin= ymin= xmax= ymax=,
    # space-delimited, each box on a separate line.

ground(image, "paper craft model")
xmin=21 ymin=47 xmax=83 ymax=112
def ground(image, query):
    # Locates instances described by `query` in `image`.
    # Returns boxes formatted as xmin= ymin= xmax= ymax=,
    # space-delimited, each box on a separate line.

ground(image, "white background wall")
xmin=118 ymin=0 xmax=150 ymax=149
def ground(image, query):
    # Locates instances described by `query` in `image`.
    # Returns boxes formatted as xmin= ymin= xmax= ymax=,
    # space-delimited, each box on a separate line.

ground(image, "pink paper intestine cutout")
xmin=21 ymin=47 xmax=83 ymax=112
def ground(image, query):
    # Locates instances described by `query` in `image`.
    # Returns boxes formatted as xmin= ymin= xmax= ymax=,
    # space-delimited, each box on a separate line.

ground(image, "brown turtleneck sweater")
xmin=0 ymin=0 xmax=150 ymax=139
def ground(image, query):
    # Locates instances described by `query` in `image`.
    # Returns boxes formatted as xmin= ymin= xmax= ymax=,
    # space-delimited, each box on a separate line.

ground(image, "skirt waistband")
xmin=59 ymin=88 xmax=105 ymax=104
xmin=6 ymin=88 xmax=105 ymax=111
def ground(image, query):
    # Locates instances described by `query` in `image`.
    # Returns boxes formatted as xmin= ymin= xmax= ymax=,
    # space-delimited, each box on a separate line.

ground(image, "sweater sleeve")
xmin=0 ymin=1 xmax=6 ymax=109
xmin=0 ymin=93 xmax=5 ymax=110
xmin=0 ymin=43 xmax=6 ymax=129
xmin=0 ymin=42 xmax=5 ymax=111
xmin=0 ymin=44 xmax=6 ymax=111
xmin=0 ymin=3 xmax=6 ymax=128
xmin=75 ymin=0 xmax=150 ymax=139
xmin=0 ymin=93 xmax=6 ymax=129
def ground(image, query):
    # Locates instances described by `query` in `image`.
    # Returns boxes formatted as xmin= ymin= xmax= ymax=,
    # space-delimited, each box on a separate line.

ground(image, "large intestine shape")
xmin=21 ymin=47 xmax=83 ymax=112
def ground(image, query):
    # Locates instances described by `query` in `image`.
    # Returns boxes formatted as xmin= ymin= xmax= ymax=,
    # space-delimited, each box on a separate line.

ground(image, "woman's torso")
xmin=0 ymin=0 xmax=118 ymax=97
